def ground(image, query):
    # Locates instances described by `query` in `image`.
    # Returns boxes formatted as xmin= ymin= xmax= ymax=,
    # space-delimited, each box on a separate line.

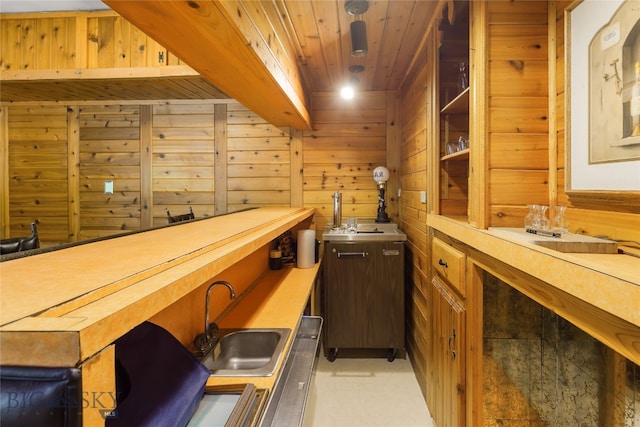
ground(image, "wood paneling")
xmin=3 ymin=100 xmax=295 ymax=244
xmin=102 ymin=1 xmax=310 ymax=129
xmin=399 ymin=23 xmax=433 ymax=406
xmin=304 ymin=92 xmax=389 ymax=233
xmin=152 ymin=102 xmax=215 ymax=225
xmin=86 ymin=15 xmax=179 ymax=69
xmin=227 ymin=103 xmax=292 ymax=212
xmin=485 ymin=0 xmax=549 ymax=228
xmin=7 ymin=105 xmax=69 ymax=243
xmin=0 ymin=12 xmax=227 ymax=103
xmin=0 ymin=11 xmax=180 ymax=70
xmin=78 ymin=104 xmax=141 ymax=239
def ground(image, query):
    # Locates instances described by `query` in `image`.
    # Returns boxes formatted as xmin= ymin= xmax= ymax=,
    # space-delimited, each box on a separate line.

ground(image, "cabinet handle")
xmin=438 ymin=259 xmax=448 ymax=268
xmin=448 ymin=329 xmax=456 ymax=360
xmin=337 ymin=251 xmax=367 ymax=258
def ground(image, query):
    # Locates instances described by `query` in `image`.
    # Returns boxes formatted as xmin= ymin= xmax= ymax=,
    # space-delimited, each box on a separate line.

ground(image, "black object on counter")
xmin=269 ymin=249 xmax=283 ymax=270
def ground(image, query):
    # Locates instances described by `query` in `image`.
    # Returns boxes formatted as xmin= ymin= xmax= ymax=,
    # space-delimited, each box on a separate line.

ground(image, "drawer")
xmin=431 ymin=237 xmax=466 ymax=296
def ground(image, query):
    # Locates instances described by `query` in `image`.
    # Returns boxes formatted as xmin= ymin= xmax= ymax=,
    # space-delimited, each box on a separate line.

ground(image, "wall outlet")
xmin=104 ymin=180 xmax=114 ymax=195
xmin=420 ymin=190 xmax=426 ymax=204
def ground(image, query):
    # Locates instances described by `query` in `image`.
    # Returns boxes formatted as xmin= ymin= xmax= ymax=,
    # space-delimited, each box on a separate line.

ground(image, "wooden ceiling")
xmin=2 ymin=1 xmax=444 ymax=128
xmin=273 ymin=0 xmax=439 ymax=93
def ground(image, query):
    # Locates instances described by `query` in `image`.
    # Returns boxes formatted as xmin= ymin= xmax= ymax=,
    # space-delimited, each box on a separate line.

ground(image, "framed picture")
xmin=566 ymin=0 xmax=640 ymax=205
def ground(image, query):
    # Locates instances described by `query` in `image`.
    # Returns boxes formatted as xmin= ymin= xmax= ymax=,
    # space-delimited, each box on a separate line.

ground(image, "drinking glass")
xmin=524 ymin=204 xmax=536 ymax=229
xmin=551 ymin=206 xmax=569 ymax=233
xmin=536 ymin=205 xmax=549 ymax=231
xmin=446 ymin=140 xmax=459 ymax=155
xmin=347 ymin=217 xmax=357 ymax=233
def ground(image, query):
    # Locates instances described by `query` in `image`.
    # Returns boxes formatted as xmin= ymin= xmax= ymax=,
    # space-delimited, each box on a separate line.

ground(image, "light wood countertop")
xmin=0 ymin=207 xmax=315 ymax=367
xmin=427 ymin=214 xmax=640 ymax=364
xmin=205 ymin=263 xmax=321 ymax=390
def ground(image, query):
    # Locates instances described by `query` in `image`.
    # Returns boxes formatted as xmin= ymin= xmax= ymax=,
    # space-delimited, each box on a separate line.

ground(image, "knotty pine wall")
xmin=2 ymin=91 xmax=394 ymax=245
xmin=303 ymin=92 xmax=395 ymax=232
xmin=78 ymin=105 xmax=142 ymax=239
xmin=0 ymin=11 xmax=181 ymax=72
xmin=398 ymin=0 xmax=640 ymax=408
xmin=399 ymin=35 xmax=431 ymax=401
xmin=5 ymin=106 xmax=70 ymax=243
xmin=1 ymin=100 xmax=306 ymax=244
xmin=227 ymin=104 xmax=294 ymax=212
xmin=484 ymin=0 xmax=638 ymax=241
xmin=486 ymin=1 xmax=550 ymax=227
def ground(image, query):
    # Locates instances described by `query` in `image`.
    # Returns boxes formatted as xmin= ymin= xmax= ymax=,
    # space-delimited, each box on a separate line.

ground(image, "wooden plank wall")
xmin=86 ymin=14 xmax=181 ymax=68
xmin=486 ymin=0 xmax=550 ymax=227
xmin=152 ymin=103 xmax=216 ymax=225
xmin=2 ymin=100 xmax=299 ymax=244
xmin=0 ymin=11 xmax=180 ymax=72
xmin=0 ymin=16 xmax=77 ymax=70
xmin=303 ymin=92 xmax=389 ymax=233
xmin=6 ymin=106 xmax=69 ymax=242
xmin=78 ymin=105 xmax=142 ymax=239
xmin=399 ymin=34 xmax=431 ymax=403
xmin=227 ymin=104 xmax=292 ymax=211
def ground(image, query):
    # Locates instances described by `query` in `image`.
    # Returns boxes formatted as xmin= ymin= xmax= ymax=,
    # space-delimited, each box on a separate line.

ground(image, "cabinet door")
xmin=368 ymin=241 xmax=404 ymax=348
xmin=324 ymin=241 xmax=404 ymax=349
xmin=447 ymin=291 xmax=465 ymax=427
xmin=432 ymin=276 xmax=465 ymax=427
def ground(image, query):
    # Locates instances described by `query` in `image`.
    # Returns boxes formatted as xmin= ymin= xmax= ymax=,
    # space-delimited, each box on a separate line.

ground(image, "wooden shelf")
xmin=440 ymin=87 xmax=470 ymax=115
xmin=441 ymin=148 xmax=470 ymax=162
xmin=437 ymin=2 xmax=470 ymax=223
xmin=0 ymin=207 xmax=315 ymax=367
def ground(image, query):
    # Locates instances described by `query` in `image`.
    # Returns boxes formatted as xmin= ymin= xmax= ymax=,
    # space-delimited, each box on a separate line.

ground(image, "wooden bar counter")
xmin=0 ymin=207 xmax=316 ymax=425
xmin=427 ymin=214 xmax=640 ymax=364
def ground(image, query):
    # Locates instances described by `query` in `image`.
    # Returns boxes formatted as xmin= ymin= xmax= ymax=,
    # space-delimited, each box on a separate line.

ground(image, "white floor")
xmin=302 ymin=353 xmax=435 ymax=427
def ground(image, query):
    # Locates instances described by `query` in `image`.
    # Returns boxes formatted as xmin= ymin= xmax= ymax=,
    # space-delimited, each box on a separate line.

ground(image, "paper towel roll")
xmin=297 ymin=229 xmax=316 ymax=269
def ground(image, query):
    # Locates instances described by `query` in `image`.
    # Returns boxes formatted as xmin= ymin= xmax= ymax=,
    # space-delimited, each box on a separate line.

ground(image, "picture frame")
xmin=565 ymin=0 xmax=640 ymax=209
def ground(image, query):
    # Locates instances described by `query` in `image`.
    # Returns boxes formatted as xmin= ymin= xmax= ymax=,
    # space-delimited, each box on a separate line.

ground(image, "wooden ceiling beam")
xmin=102 ymin=0 xmax=312 ymax=130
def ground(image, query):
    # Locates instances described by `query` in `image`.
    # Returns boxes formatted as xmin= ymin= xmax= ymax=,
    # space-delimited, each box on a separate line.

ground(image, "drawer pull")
xmin=438 ymin=259 xmax=448 ymax=268
xmin=337 ymin=251 xmax=367 ymax=258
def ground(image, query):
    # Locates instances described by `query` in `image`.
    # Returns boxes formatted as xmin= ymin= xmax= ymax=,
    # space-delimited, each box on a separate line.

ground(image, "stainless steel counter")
xmin=322 ymin=219 xmax=407 ymax=242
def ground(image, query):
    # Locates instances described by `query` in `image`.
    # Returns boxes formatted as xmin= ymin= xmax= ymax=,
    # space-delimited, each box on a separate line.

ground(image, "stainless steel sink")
xmin=200 ymin=328 xmax=291 ymax=377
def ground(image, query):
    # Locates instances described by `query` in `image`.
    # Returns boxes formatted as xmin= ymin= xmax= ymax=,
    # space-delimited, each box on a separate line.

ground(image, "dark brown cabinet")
xmin=323 ymin=240 xmax=405 ymax=361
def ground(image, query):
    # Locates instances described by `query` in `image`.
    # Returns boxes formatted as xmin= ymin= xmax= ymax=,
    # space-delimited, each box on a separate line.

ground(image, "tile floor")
xmin=302 ymin=353 xmax=435 ymax=427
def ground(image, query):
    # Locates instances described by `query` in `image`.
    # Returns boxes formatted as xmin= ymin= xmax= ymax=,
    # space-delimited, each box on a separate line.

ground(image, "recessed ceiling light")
xmin=340 ymin=86 xmax=355 ymax=100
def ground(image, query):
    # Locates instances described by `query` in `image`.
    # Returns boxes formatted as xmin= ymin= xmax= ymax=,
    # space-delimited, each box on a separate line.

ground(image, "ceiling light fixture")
xmin=340 ymin=64 xmax=364 ymax=100
xmin=345 ymin=0 xmax=369 ymax=57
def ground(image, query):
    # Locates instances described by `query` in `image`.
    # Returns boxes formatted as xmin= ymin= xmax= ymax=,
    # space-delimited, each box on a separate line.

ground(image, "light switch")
xmin=104 ymin=180 xmax=114 ymax=194
xmin=420 ymin=190 xmax=426 ymax=204
xmin=397 ymin=188 xmax=402 ymax=198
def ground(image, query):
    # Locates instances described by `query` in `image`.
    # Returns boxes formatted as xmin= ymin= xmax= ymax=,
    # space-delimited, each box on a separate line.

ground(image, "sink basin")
xmin=200 ymin=328 xmax=291 ymax=377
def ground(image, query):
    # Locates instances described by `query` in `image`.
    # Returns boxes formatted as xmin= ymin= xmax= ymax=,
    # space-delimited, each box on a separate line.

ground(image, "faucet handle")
xmin=207 ymin=322 xmax=219 ymax=339
xmin=193 ymin=332 xmax=209 ymax=352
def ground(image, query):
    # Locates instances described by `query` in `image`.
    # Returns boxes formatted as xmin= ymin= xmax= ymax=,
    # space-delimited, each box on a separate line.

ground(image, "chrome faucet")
xmin=194 ymin=280 xmax=236 ymax=355
xmin=205 ymin=280 xmax=236 ymax=341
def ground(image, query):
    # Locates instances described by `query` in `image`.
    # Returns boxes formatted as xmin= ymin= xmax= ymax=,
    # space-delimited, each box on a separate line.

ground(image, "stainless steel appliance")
xmin=322 ymin=219 xmax=407 ymax=361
